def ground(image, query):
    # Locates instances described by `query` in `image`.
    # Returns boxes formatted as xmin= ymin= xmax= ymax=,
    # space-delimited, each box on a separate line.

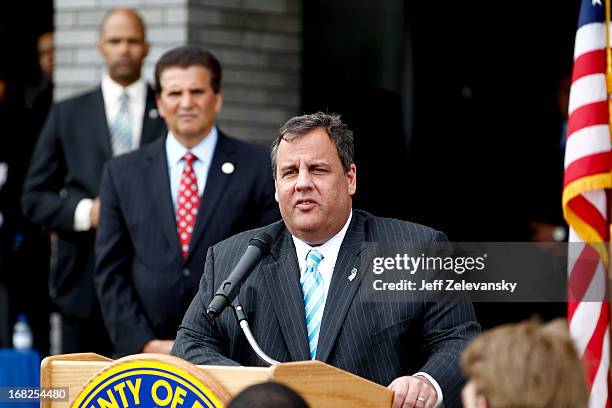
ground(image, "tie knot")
xmin=306 ymin=249 xmax=324 ymax=268
xmin=119 ymin=92 xmax=129 ymax=103
xmin=183 ymin=152 xmax=198 ymax=164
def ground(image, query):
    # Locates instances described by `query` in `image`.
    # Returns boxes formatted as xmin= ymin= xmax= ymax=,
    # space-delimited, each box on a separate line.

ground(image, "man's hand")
xmin=388 ymin=375 xmax=437 ymax=408
xmin=141 ymin=340 xmax=174 ymax=354
xmin=90 ymin=197 xmax=101 ymax=229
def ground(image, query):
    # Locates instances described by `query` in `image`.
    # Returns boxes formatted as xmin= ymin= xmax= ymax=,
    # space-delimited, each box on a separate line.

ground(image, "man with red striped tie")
xmin=94 ymin=46 xmax=280 ymax=357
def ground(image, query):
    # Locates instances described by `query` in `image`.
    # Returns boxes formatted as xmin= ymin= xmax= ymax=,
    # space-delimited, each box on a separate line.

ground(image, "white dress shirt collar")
xmin=101 ymin=72 xmax=147 ymax=151
xmin=166 ymin=127 xmax=218 ymax=210
xmin=166 ymin=127 xmax=218 ymax=167
xmin=101 ymin=72 xmax=146 ymax=104
xmin=292 ymin=210 xmax=353 ymax=295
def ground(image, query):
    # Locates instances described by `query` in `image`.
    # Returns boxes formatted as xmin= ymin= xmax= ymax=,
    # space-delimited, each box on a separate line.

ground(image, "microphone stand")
xmin=231 ymin=302 xmax=280 ymax=366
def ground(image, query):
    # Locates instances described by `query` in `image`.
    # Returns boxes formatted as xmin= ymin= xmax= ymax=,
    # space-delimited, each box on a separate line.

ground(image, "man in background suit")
xmin=94 ymin=46 xmax=279 ymax=356
xmin=173 ymin=113 xmax=480 ymax=408
xmin=22 ymin=9 xmax=165 ymax=354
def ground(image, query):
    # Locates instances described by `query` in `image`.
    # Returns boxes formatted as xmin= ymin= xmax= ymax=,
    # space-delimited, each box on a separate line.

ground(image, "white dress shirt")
xmin=101 ymin=72 xmax=146 ymax=150
xmin=166 ymin=128 xmax=218 ymax=210
xmin=73 ymin=74 xmax=148 ymax=231
xmin=290 ymin=209 xmax=443 ymax=407
xmin=292 ymin=210 xmax=353 ymax=299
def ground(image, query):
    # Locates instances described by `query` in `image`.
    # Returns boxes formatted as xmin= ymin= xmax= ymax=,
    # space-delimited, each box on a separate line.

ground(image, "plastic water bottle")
xmin=13 ymin=313 xmax=33 ymax=350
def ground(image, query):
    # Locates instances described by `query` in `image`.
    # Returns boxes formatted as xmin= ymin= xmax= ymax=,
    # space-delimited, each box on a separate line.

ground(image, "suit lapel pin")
xmin=148 ymin=109 xmax=159 ymax=119
xmin=348 ymin=268 xmax=357 ymax=282
xmin=222 ymin=162 xmax=235 ymax=174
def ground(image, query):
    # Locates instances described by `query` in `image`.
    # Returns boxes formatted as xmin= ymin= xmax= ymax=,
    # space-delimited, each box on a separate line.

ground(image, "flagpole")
xmin=605 ymin=0 xmax=612 ymax=381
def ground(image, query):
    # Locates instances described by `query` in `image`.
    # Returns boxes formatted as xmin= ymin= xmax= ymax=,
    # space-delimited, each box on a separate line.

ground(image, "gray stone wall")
xmin=54 ymin=0 xmax=302 ymax=144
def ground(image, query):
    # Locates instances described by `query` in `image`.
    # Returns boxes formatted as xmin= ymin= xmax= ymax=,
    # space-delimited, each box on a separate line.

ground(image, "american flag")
xmin=565 ymin=0 xmax=612 ymax=406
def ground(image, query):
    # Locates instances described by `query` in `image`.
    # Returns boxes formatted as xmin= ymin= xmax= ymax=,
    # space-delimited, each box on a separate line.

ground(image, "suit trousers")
xmin=61 ymin=308 xmax=112 ymax=356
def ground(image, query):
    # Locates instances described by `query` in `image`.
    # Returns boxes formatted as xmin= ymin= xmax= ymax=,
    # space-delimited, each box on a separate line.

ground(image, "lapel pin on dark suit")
xmin=348 ymin=268 xmax=357 ymax=282
xmin=222 ymin=162 xmax=235 ymax=174
xmin=148 ymin=109 xmax=159 ymax=119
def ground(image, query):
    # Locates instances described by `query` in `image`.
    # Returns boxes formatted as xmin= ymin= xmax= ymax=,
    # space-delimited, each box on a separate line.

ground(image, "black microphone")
xmin=206 ymin=232 xmax=273 ymax=320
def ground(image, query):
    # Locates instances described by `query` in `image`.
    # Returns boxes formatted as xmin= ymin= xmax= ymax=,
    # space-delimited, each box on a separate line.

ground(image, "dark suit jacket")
xmin=94 ymin=132 xmax=280 ymax=356
xmin=21 ymin=86 xmax=166 ymax=321
xmin=172 ymin=210 xmax=480 ymax=407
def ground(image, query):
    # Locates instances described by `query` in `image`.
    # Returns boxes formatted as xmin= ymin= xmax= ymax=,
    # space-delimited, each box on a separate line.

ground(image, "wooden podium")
xmin=41 ymin=353 xmax=393 ymax=407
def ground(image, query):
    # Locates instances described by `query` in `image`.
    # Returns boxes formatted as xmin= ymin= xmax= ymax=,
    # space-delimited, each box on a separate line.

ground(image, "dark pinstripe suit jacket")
xmin=173 ymin=210 xmax=480 ymax=407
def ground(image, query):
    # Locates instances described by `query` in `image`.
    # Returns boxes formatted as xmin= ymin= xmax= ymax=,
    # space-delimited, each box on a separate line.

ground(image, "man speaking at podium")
xmin=173 ymin=113 xmax=479 ymax=408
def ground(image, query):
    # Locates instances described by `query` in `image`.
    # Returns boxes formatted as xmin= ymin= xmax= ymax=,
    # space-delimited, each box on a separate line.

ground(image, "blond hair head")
xmin=461 ymin=318 xmax=588 ymax=408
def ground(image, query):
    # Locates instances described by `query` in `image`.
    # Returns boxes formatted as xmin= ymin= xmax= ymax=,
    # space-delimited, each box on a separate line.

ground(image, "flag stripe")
xmin=567 ymin=195 xmax=609 ymax=240
xmin=568 ymin=300 xmax=579 ymax=322
xmin=568 ymin=74 xmax=608 ymax=115
xmin=568 ymin=245 xmax=600 ymax=302
xmin=568 ymin=254 xmax=607 ymax=320
xmin=573 ymin=50 xmax=607 ymax=82
xmin=589 ymin=329 xmax=610 ymax=408
xmin=565 ymin=125 xmax=611 ymax=164
xmin=575 ymin=22 xmax=606 ymax=58
xmin=584 ymin=303 xmax=609 ymax=388
xmin=584 ymin=189 xmax=608 ymax=221
xmin=567 ymin=102 xmax=609 ymax=137
xmin=564 ymin=151 xmax=612 ymax=186
xmin=570 ymin=301 xmax=602 ymax=356
xmin=567 ymin=239 xmax=584 ymax=273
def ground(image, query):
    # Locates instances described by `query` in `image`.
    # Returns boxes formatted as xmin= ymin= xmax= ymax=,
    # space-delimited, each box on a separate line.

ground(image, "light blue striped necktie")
xmin=110 ymin=92 xmax=133 ymax=156
xmin=300 ymin=249 xmax=325 ymax=360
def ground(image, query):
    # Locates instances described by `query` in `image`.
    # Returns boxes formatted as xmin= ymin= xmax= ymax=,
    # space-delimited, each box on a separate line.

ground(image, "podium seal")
xmin=71 ymin=354 xmax=230 ymax=408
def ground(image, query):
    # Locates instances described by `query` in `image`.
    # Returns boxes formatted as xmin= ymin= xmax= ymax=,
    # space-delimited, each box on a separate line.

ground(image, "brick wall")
xmin=54 ymin=0 xmax=302 ymax=144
